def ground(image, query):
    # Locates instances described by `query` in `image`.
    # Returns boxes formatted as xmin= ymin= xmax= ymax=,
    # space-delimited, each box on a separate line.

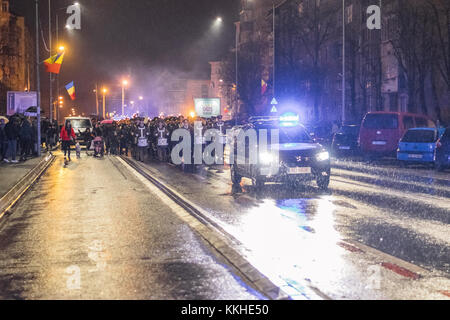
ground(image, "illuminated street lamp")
xmin=102 ymin=88 xmax=108 ymax=119
xmin=122 ymin=79 xmax=129 ymax=116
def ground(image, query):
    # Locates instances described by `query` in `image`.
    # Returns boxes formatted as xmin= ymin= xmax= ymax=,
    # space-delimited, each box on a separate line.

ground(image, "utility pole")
xmin=56 ymin=13 xmax=59 ymax=125
xmin=122 ymin=86 xmax=125 ymax=116
xmin=235 ymin=22 xmax=239 ymax=126
xmin=273 ymin=2 xmax=276 ymax=100
xmin=35 ymin=0 xmax=41 ymax=157
xmin=102 ymin=89 xmax=106 ymax=119
xmin=49 ymin=0 xmax=53 ymax=123
xmin=95 ymin=83 xmax=99 ymax=115
xmin=342 ymin=0 xmax=346 ymax=124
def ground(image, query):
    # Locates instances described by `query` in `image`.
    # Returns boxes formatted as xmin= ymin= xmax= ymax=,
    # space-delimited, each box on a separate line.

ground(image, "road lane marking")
xmin=440 ymin=290 xmax=450 ymax=298
xmin=381 ymin=262 xmax=421 ymax=280
xmin=338 ymin=242 xmax=365 ymax=253
xmin=344 ymin=240 xmax=429 ymax=276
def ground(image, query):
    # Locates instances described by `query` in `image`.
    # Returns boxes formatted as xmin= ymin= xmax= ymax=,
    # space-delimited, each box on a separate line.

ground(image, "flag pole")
xmin=95 ymin=83 xmax=99 ymax=115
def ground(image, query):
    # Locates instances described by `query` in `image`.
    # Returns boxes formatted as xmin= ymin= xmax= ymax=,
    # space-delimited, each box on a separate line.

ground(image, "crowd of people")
xmin=86 ymin=115 xmax=228 ymax=168
xmin=0 ymin=113 xmax=230 ymax=166
xmin=0 ymin=115 xmax=39 ymax=163
xmin=0 ymin=115 xmax=60 ymax=164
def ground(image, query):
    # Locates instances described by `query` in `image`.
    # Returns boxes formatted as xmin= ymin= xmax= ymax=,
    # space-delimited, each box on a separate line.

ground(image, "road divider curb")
xmin=0 ymin=153 xmax=55 ymax=221
xmin=117 ymin=156 xmax=327 ymax=300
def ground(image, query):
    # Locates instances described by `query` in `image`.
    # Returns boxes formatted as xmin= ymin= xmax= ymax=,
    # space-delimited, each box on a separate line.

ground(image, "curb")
xmin=0 ymin=153 xmax=55 ymax=220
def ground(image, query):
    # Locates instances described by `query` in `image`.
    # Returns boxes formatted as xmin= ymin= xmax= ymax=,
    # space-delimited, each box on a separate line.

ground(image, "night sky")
xmin=9 ymin=0 xmax=239 ymax=116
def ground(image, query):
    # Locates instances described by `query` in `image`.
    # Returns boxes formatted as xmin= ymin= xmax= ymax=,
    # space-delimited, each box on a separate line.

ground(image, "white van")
xmin=64 ymin=117 xmax=93 ymax=146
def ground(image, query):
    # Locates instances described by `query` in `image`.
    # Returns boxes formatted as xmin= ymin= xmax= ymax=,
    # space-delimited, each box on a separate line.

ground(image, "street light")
xmin=102 ymin=88 xmax=108 ymax=119
xmin=122 ymin=79 xmax=129 ymax=116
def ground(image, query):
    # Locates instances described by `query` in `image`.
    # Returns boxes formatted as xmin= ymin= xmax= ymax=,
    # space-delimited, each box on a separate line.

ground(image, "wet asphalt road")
xmin=134 ymin=157 xmax=450 ymax=300
xmin=0 ymin=152 xmax=262 ymax=300
xmin=0 ymin=150 xmax=448 ymax=300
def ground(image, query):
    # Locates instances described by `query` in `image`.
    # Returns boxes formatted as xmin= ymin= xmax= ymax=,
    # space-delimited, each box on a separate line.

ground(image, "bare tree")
xmin=276 ymin=1 xmax=305 ymax=100
xmin=428 ymin=0 xmax=450 ymax=120
xmin=390 ymin=0 xmax=435 ymax=115
xmin=237 ymin=39 xmax=265 ymax=117
xmin=295 ymin=0 xmax=336 ymax=121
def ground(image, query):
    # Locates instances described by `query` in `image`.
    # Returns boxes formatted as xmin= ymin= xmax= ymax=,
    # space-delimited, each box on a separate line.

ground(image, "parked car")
xmin=331 ymin=125 xmax=360 ymax=157
xmin=359 ymin=112 xmax=435 ymax=160
xmin=435 ymin=127 xmax=450 ymax=171
xmin=397 ymin=128 xmax=445 ymax=166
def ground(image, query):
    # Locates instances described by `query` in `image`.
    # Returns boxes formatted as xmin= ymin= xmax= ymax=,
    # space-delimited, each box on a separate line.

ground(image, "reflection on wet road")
xmin=138 ymin=160 xmax=450 ymax=300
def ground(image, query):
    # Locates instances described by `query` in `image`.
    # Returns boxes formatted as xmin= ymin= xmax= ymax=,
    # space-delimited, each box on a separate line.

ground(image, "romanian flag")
xmin=44 ymin=52 xmax=65 ymax=74
xmin=65 ymin=81 xmax=76 ymax=100
xmin=261 ymin=79 xmax=268 ymax=95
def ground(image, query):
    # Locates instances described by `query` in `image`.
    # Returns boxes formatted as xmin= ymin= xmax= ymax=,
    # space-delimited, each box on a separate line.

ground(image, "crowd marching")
xmin=86 ymin=115 xmax=229 ymax=168
xmin=0 ymin=113 xmax=231 ymax=166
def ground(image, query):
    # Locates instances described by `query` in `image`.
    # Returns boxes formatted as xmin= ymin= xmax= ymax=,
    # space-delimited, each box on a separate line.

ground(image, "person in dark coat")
xmin=0 ymin=118 xmax=6 ymax=161
xmin=4 ymin=117 xmax=20 ymax=163
xmin=19 ymin=118 xmax=33 ymax=161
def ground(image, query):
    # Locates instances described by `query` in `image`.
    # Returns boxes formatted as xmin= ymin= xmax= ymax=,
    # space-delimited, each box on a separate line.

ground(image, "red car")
xmin=359 ymin=112 xmax=435 ymax=159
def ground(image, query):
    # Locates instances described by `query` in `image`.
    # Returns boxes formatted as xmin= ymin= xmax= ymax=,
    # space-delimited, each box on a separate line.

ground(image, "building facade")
xmin=162 ymin=78 xmax=212 ymax=117
xmin=0 ymin=0 xmax=34 ymax=115
xmin=233 ymin=0 xmax=450 ymax=123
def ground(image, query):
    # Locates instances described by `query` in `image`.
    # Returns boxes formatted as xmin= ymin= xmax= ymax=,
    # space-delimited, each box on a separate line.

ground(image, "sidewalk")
xmin=0 ymin=156 xmax=48 ymax=199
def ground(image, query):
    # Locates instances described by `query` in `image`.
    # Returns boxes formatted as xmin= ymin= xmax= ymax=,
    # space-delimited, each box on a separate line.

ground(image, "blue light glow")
xmin=279 ymin=112 xmax=300 ymax=127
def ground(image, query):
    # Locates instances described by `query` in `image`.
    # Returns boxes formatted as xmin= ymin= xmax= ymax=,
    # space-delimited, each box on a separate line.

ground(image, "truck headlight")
xmin=316 ymin=151 xmax=330 ymax=162
xmin=259 ymin=152 xmax=277 ymax=165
